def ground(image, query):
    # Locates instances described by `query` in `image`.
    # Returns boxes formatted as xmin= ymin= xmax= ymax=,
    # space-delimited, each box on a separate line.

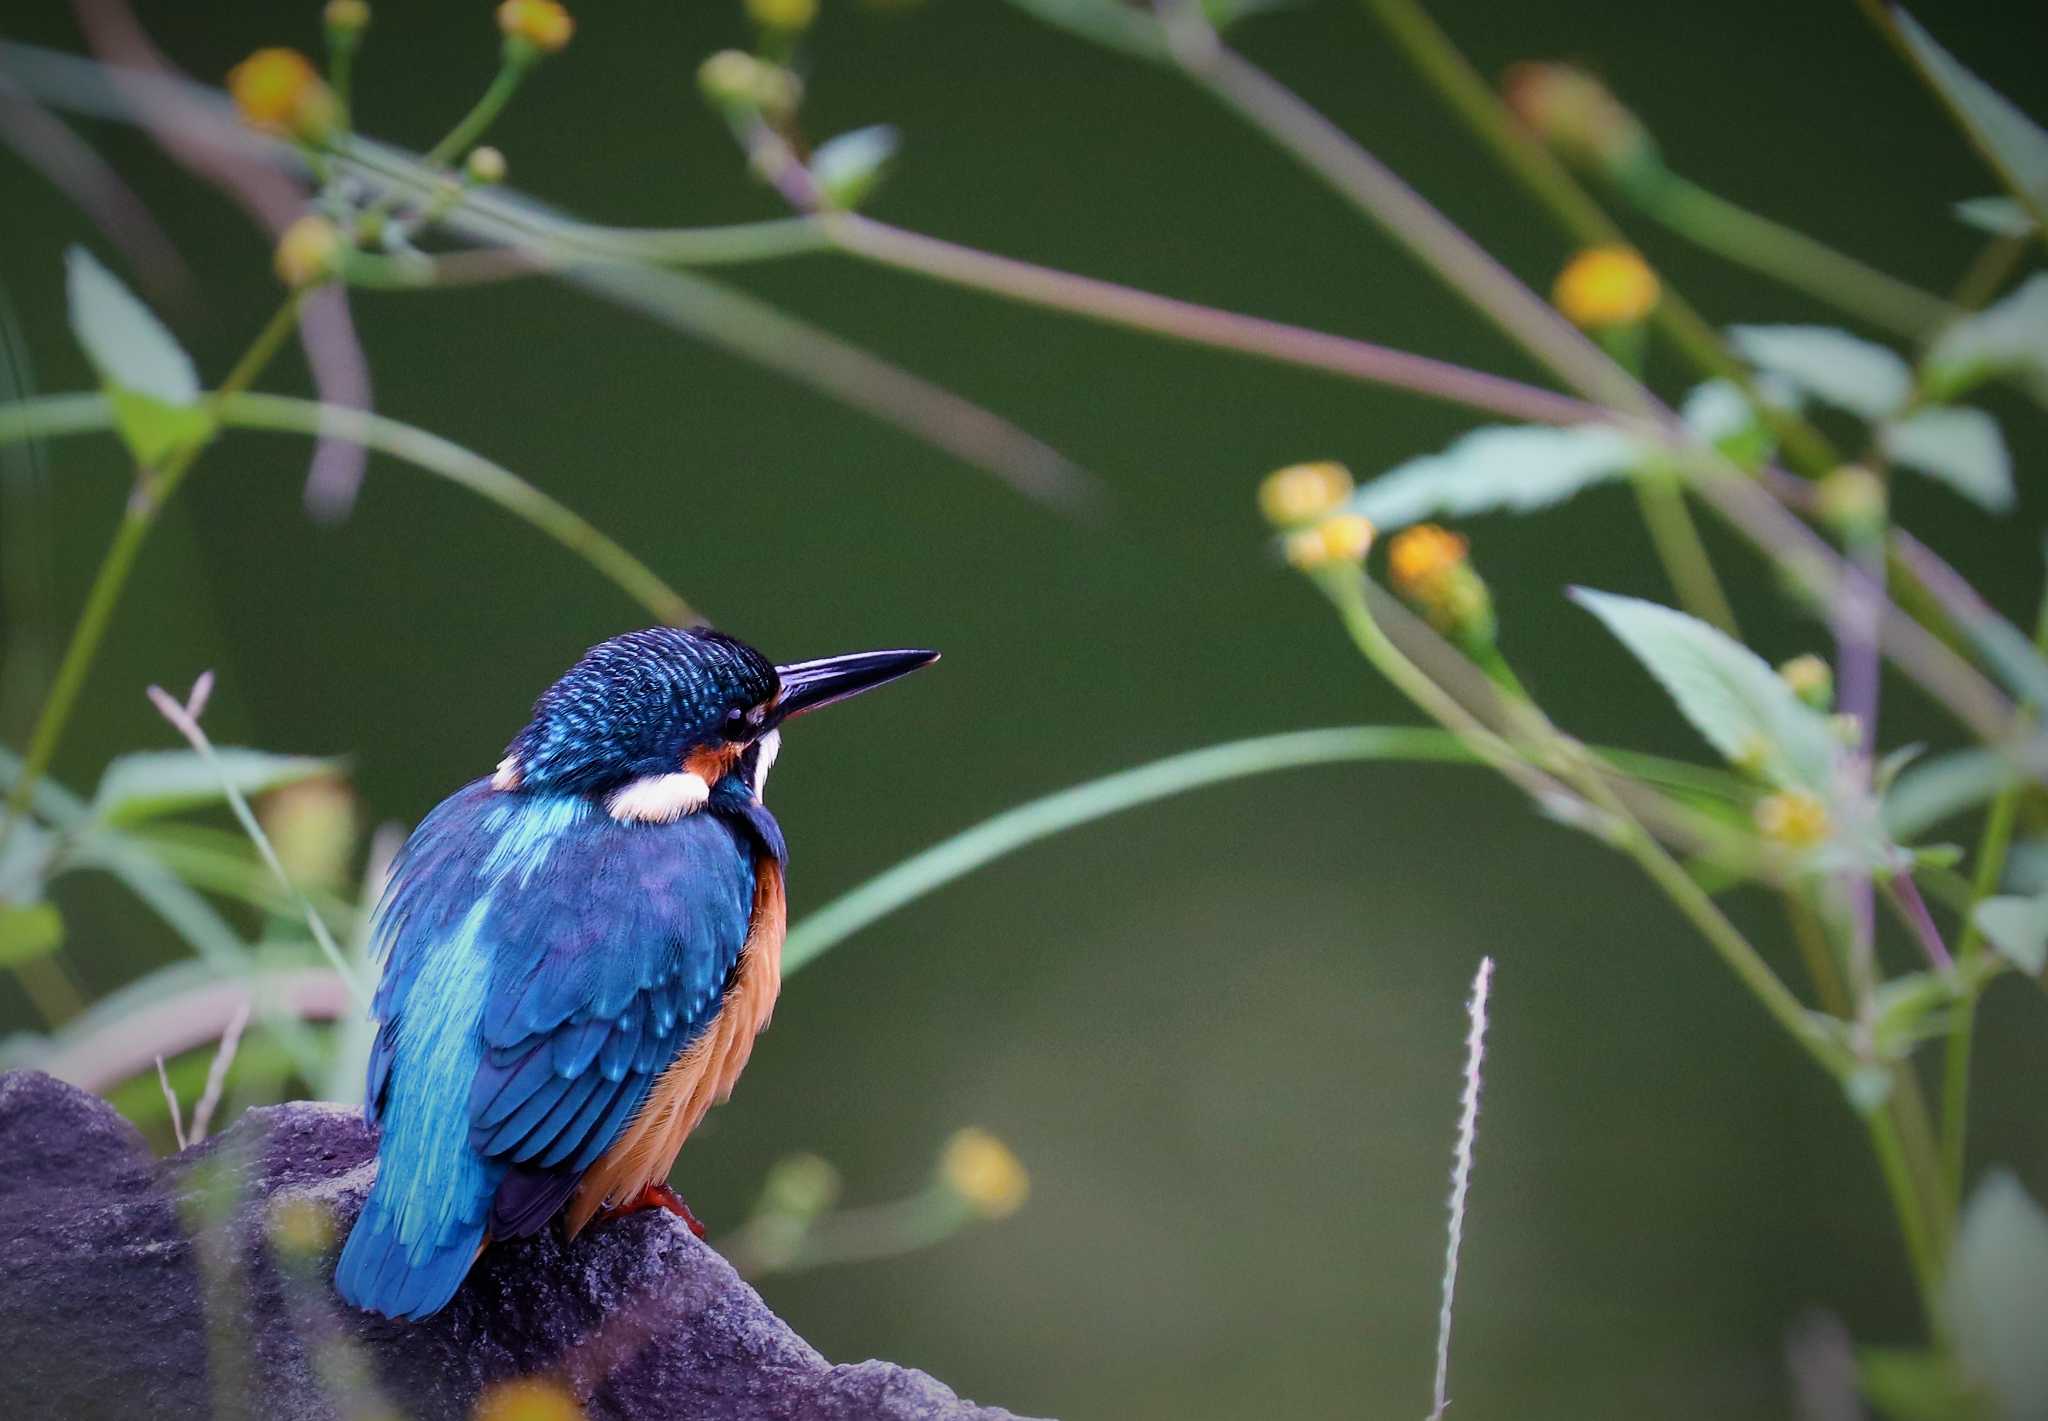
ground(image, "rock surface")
xmin=0 ymin=1070 xmax=1031 ymax=1421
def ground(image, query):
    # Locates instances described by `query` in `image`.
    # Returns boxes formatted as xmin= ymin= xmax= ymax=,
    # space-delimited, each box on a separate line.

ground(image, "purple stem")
xmin=1889 ymin=873 xmax=1956 ymax=973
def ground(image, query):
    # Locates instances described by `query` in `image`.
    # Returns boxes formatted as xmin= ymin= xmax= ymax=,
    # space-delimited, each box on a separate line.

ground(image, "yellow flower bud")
xmin=465 ymin=145 xmax=508 ymax=185
xmin=273 ymin=215 xmax=344 ymax=289
xmin=1386 ymin=524 xmax=1497 ymax=648
xmin=938 ymin=1128 xmax=1029 ymax=1220
xmin=746 ymin=0 xmax=818 ymax=31
xmin=1828 ymin=712 xmax=1863 ymax=747
xmin=1387 ymin=523 xmax=1468 ymax=595
xmin=323 ymin=0 xmax=370 ymax=36
xmin=497 ymin=0 xmax=574 ymax=55
xmin=227 ymin=49 xmax=338 ymax=144
xmin=1283 ymin=513 xmax=1376 ymax=570
xmin=1815 ymin=465 xmax=1886 ymax=539
xmin=762 ymin=1152 xmax=841 ymax=1219
xmin=1552 ymin=246 xmax=1660 ymax=329
xmin=1257 ymin=461 xmax=1354 ymax=529
xmin=1754 ymin=789 xmax=1830 ymax=850
xmin=473 ymin=1378 xmax=583 ymax=1421
xmin=1502 ymin=62 xmax=1656 ymax=180
xmin=697 ymin=50 xmax=802 ymax=113
xmin=260 ymin=777 xmax=359 ymax=892
xmin=1777 ymin=654 xmax=1833 ymax=711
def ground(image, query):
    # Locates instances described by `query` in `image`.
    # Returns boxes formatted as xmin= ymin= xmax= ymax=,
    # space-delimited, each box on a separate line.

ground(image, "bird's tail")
xmin=334 ymin=1186 xmax=486 ymax=1321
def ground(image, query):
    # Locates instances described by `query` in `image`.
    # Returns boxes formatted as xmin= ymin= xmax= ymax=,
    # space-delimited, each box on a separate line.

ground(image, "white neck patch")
xmin=751 ymin=729 xmax=782 ymax=800
xmin=607 ymin=771 xmax=710 ymax=824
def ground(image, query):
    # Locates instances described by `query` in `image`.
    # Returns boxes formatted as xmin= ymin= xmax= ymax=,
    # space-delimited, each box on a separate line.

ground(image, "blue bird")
xmin=334 ymin=626 xmax=936 ymax=1319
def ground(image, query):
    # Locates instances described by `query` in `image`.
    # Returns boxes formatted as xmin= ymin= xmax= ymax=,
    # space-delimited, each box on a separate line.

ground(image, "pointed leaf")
xmin=1972 ymin=895 xmax=2048 ymax=974
xmin=1894 ymin=9 xmax=2048 ymax=230
xmin=1727 ymin=324 xmax=1910 ymax=420
xmin=1883 ymin=747 xmax=2016 ymax=838
xmin=810 ymin=125 xmax=900 ymax=211
xmin=90 ymin=748 xmax=340 ymax=827
xmin=1944 ymin=1170 xmax=2048 ymax=1417
xmin=1348 ymin=424 xmax=1642 ymax=530
xmin=1882 ymin=406 xmax=2014 ymax=511
xmin=1923 ymin=274 xmax=2048 ymax=403
xmin=1570 ymin=588 xmax=1841 ymax=791
xmin=64 ymin=247 xmax=214 ymax=464
xmin=0 ymin=901 xmax=64 ymax=968
xmin=1952 ymin=195 xmax=2036 ymax=237
xmin=1000 ymin=0 xmax=1166 ymax=59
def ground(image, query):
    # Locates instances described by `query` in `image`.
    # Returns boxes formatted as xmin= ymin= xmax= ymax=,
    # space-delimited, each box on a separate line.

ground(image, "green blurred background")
xmin=4 ymin=1 xmax=2046 ymax=1416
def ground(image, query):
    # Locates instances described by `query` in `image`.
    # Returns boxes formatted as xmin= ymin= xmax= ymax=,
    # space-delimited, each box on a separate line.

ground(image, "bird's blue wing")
xmin=338 ymin=782 xmax=757 ymax=1318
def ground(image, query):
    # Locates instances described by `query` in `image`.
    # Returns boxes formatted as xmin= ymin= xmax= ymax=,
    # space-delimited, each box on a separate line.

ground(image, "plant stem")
xmin=359 ymin=60 xmax=526 ymax=231
xmin=1632 ymin=479 xmax=1740 ymax=633
xmin=824 ymin=217 xmax=1598 ymax=427
xmin=1631 ymin=173 xmax=1955 ymax=339
xmin=0 ymin=298 xmax=299 ymax=856
xmin=1867 ymin=1105 xmax=1943 ymax=1324
xmin=1785 ymin=891 xmax=1851 ymax=1017
xmin=1155 ymin=10 xmax=1652 ymax=418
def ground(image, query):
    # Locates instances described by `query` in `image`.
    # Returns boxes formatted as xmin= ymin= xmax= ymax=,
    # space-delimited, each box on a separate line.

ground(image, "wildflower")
xmin=1815 ymin=465 xmax=1886 ymax=540
xmin=497 ymin=0 xmax=574 ymax=57
xmin=1282 ymin=513 xmax=1376 ymax=570
xmin=1387 ymin=524 xmax=1495 ymax=646
xmin=1754 ymin=789 xmax=1830 ymax=850
xmin=227 ymin=49 xmax=337 ymax=144
xmin=1502 ymin=62 xmax=1657 ymax=182
xmin=1257 ymin=460 xmax=1355 ymax=529
xmin=938 ymin=1128 xmax=1029 ymax=1220
xmin=746 ymin=0 xmax=818 ymax=31
xmin=472 ymin=1378 xmax=583 ymax=1421
xmin=465 ymin=145 xmax=508 ymax=185
xmin=1777 ymin=654 xmax=1833 ymax=711
xmin=323 ymin=0 xmax=370 ymax=38
xmin=273 ymin=215 xmax=344 ymax=288
xmin=697 ymin=50 xmax=803 ymax=114
xmin=1552 ymin=246 xmax=1659 ymax=329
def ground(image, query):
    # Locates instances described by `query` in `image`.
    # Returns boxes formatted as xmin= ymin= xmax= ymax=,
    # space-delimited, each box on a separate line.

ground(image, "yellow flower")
xmin=697 ymin=50 xmax=802 ymax=114
xmin=1815 ymin=465 xmax=1886 ymax=539
xmin=497 ymin=0 xmax=575 ymax=55
xmin=938 ymin=1128 xmax=1029 ymax=1220
xmin=1386 ymin=523 xmax=1467 ymax=596
xmin=1552 ymin=246 xmax=1659 ymax=329
xmin=273 ymin=215 xmax=344 ymax=289
xmin=1257 ymin=461 xmax=1354 ymax=529
xmin=260 ymin=776 xmax=359 ymax=890
xmin=1777 ymin=654 xmax=1833 ymax=711
xmin=472 ymin=1379 xmax=583 ymax=1421
xmin=323 ymin=0 xmax=370 ymax=36
xmin=746 ymin=0 xmax=818 ymax=31
xmin=227 ymin=49 xmax=337 ymax=143
xmin=1282 ymin=513 xmax=1376 ymax=570
xmin=1754 ymin=790 xmax=1830 ymax=850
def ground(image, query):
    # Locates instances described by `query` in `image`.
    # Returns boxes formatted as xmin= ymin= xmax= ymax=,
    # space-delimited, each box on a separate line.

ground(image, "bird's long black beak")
xmin=772 ymin=648 xmax=939 ymax=724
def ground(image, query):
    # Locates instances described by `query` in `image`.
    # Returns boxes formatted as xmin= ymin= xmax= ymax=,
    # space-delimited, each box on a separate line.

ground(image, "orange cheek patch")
xmin=683 ymin=744 xmax=743 ymax=784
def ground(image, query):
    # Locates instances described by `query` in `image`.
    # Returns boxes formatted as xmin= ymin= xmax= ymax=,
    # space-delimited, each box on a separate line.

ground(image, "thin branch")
xmin=1428 ymin=955 xmax=1493 ymax=1421
xmin=187 ymin=999 xmax=250 ymax=1144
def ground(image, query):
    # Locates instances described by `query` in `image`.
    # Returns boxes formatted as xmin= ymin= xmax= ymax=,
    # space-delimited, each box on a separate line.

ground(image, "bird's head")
xmin=494 ymin=626 xmax=937 ymax=822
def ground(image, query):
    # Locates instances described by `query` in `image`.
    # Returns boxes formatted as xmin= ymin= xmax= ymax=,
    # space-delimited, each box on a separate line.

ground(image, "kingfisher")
xmin=333 ymin=626 xmax=936 ymax=1320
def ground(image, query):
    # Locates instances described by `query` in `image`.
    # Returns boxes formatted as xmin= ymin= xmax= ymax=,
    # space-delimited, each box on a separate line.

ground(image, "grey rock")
xmin=0 ymin=1070 xmax=1030 ymax=1421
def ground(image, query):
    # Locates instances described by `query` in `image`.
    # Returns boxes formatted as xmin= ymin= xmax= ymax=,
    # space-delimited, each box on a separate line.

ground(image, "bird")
xmin=333 ymin=625 xmax=937 ymax=1320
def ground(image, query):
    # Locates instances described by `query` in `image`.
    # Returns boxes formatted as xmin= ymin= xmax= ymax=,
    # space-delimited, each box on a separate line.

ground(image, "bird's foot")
xmin=611 ymin=1181 xmax=706 ymax=1238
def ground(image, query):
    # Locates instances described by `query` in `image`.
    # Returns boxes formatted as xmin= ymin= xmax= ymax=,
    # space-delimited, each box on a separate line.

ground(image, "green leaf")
xmin=810 ymin=125 xmax=900 ymax=211
xmin=1972 ymin=895 xmax=2048 ymax=974
xmin=1348 ymin=424 xmax=1643 ymax=530
xmin=1883 ymin=747 xmax=2017 ymax=838
xmin=1872 ymin=972 xmax=1963 ymax=1057
xmin=90 ymin=748 xmax=339 ymax=828
xmin=64 ymin=247 xmax=215 ymax=465
xmin=0 ymin=901 xmax=63 ymax=968
xmin=1944 ymin=1169 xmax=2048 ymax=1418
xmin=1727 ymin=324 xmax=1910 ymax=420
xmin=1953 ymin=195 xmax=2036 ymax=237
xmin=1923 ymin=274 xmax=2048 ymax=404
xmin=1882 ymin=406 xmax=2014 ymax=511
xmin=1894 ymin=9 xmax=2048 ymax=231
xmin=1569 ymin=588 xmax=1841 ymax=792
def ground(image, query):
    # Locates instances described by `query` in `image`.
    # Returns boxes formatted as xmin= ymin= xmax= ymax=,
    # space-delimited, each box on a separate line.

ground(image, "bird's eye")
xmin=724 ymin=704 xmax=766 ymax=741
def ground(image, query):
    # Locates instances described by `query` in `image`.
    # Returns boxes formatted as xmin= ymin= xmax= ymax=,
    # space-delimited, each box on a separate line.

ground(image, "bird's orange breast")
xmin=564 ymin=855 xmax=786 ymax=1238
